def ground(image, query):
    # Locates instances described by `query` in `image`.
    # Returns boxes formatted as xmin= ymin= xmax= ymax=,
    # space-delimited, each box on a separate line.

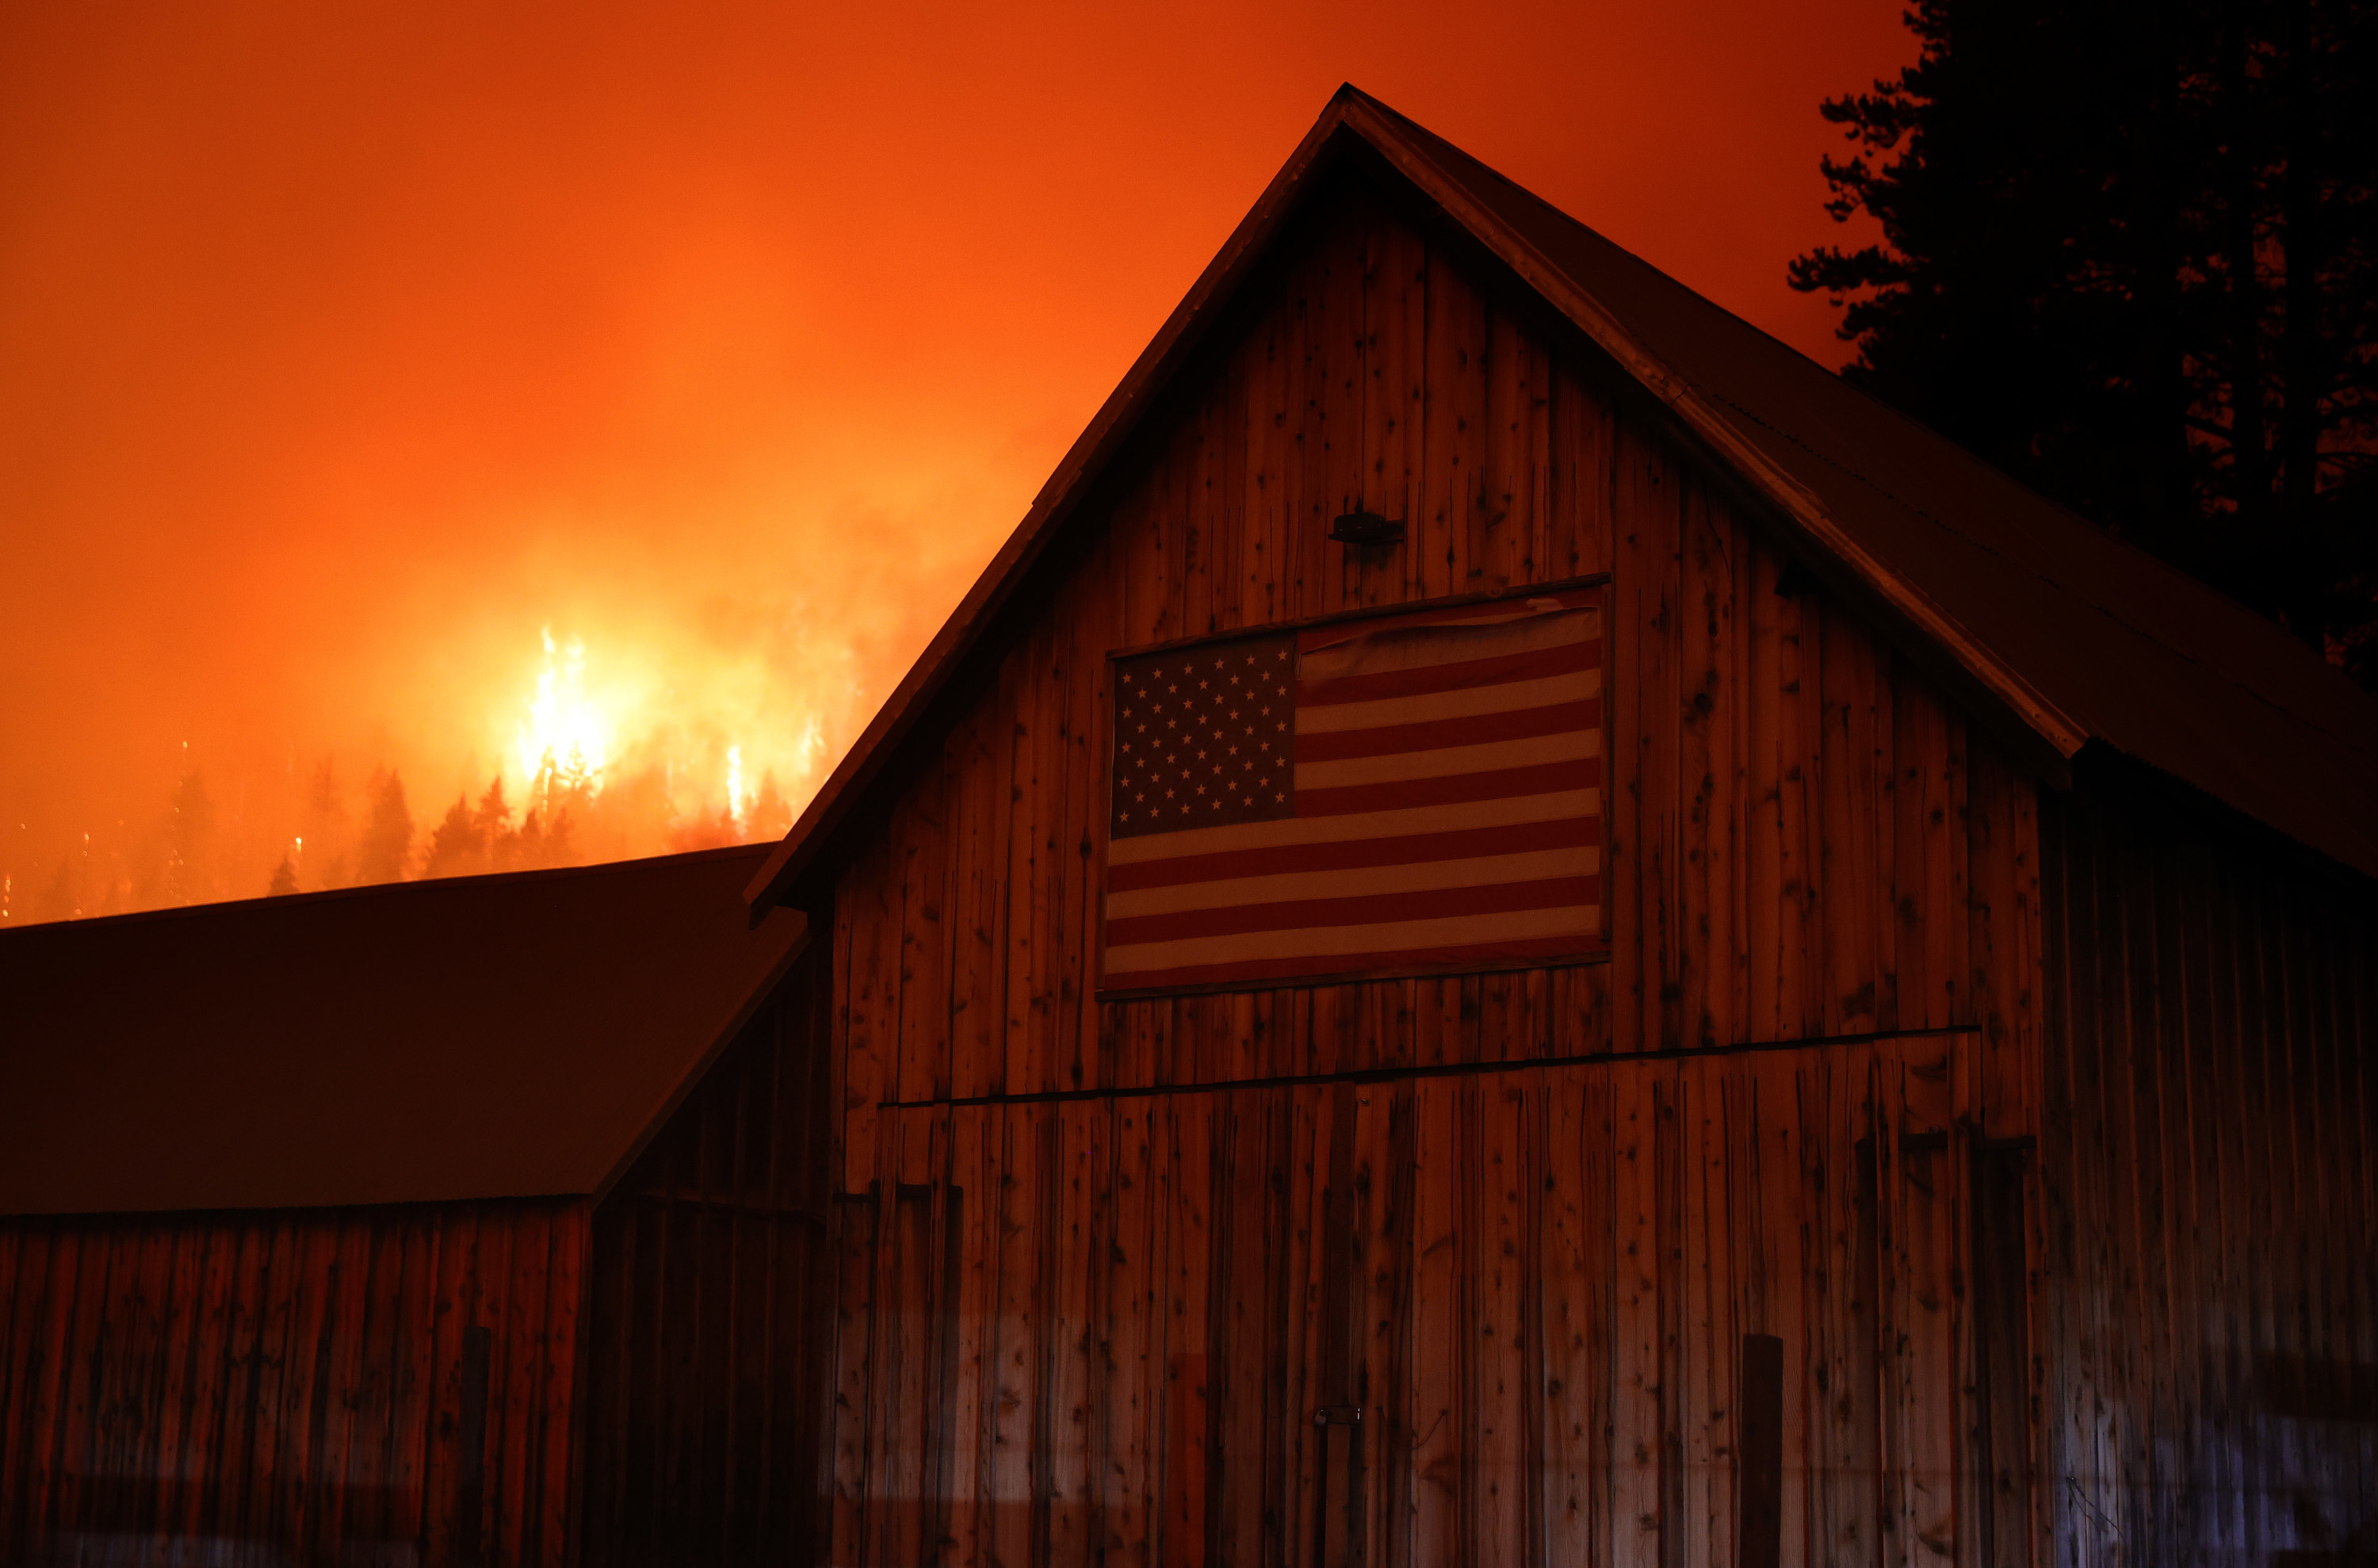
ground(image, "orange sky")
xmin=0 ymin=0 xmax=1910 ymax=912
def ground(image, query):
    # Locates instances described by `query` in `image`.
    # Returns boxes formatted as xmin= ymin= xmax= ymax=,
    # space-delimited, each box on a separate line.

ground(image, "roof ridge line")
xmin=740 ymin=87 xmax=2378 ymax=904
xmin=1332 ymin=95 xmax=2091 ymax=760
xmin=1369 ymin=92 xmax=2375 ymax=754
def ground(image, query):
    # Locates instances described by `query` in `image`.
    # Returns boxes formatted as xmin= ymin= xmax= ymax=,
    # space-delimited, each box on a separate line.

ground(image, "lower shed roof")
xmin=0 ymin=845 xmax=809 ymax=1218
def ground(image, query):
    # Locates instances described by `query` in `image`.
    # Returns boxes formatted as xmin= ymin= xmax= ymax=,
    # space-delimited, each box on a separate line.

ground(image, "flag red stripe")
xmin=1107 ymin=598 xmax=1607 ymax=992
xmin=1106 ymin=815 xmax=1596 ymax=893
xmin=1106 ymin=874 xmax=1598 ymax=947
xmin=1104 ymin=933 xmax=1598 ymax=992
xmin=1294 ymin=698 xmax=1603 ymax=762
xmin=1295 ymin=591 xmax=1600 ymax=649
xmin=1296 ymin=758 xmax=1601 ymax=818
xmin=1295 ymin=638 xmax=1600 ymax=707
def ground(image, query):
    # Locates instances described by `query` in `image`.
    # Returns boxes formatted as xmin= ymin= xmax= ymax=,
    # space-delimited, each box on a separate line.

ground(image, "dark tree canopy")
xmin=357 ymin=768 xmax=413 ymax=885
xmin=1792 ymin=0 xmax=2378 ymax=685
xmin=422 ymin=796 xmax=483 ymax=880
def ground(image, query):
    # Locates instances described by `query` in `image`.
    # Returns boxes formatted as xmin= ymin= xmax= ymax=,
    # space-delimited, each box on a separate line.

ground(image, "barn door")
xmin=1306 ymin=1083 xmax=1390 ymax=1568
xmin=1352 ymin=1031 xmax=1994 ymax=1568
xmin=1221 ymin=1073 xmax=1558 ymax=1568
xmin=1194 ymin=1036 xmax=1998 ymax=1568
xmin=1193 ymin=1081 xmax=1401 ymax=1568
xmin=828 ymin=1035 xmax=2024 ymax=1568
xmin=1621 ymin=1031 xmax=1982 ymax=1568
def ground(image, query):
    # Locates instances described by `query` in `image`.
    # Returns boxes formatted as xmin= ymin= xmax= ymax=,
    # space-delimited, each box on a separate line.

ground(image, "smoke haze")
xmin=0 ymin=0 xmax=1909 ymax=918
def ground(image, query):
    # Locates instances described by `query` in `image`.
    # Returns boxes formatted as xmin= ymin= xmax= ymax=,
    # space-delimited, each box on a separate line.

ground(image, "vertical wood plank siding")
xmin=579 ymin=947 xmax=836 ymax=1566
xmin=830 ymin=183 xmax=2043 ymax=1122
xmin=820 ymin=179 xmax=2055 ymax=1563
xmin=2038 ymin=776 xmax=2378 ymax=1566
xmin=836 ymin=1036 xmax=2016 ymax=1566
xmin=0 ymin=1199 xmax=587 ymax=1566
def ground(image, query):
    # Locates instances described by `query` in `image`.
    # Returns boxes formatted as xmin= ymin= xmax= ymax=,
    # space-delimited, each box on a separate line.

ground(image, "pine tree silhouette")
xmin=514 ymin=810 xmax=547 ymax=868
xmin=472 ymin=775 xmax=514 ymax=869
xmin=421 ymin=796 xmax=484 ymax=879
xmin=357 ymin=770 xmax=413 ymax=885
xmin=1792 ymin=0 xmax=2378 ymax=682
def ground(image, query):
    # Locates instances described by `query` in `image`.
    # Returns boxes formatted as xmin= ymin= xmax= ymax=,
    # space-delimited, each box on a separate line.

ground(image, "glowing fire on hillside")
xmin=460 ymin=627 xmax=823 ymax=879
xmin=518 ymin=630 xmax=612 ymax=800
xmin=2 ymin=624 xmax=850 ymax=924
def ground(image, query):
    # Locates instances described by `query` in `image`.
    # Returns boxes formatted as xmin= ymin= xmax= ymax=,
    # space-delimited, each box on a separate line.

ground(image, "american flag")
xmin=1101 ymin=589 xmax=1604 ymax=992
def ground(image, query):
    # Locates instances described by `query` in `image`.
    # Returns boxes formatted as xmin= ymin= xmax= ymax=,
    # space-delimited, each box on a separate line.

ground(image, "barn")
xmin=740 ymin=87 xmax=2378 ymax=1567
xmin=0 ymin=845 xmax=835 ymax=1565
xmin=2 ymin=84 xmax=2376 ymax=1568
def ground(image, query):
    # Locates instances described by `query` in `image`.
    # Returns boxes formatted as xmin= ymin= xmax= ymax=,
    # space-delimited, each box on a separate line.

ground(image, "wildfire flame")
xmin=495 ymin=628 xmax=805 ymax=855
xmin=517 ymin=629 xmax=610 ymax=795
xmin=5 ymin=621 xmax=854 ymax=924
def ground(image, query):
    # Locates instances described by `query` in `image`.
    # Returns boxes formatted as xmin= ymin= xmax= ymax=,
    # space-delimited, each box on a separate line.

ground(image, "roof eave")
xmin=1326 ymin=95 xmax=2093 ymax=770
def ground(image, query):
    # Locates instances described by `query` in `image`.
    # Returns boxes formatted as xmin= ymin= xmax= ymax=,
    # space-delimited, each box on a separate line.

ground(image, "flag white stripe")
xmin=1105 ymin=904 xmax=1600 ymax=976
xmin=1294 ymin=728 xmax=1600 ymax=790
xmin=1299 ymin=596 xmax=1597 ymax=652
xmin=1298 ymin=606 xmax=1594 ymax=684
xmin=1294 ymin=668 xmax=1600 ymax=733
xmin=1107 ymin=845 xmax=1601 ymax=920
xmin=1108 ymin=788 xmax=1600 ymax=866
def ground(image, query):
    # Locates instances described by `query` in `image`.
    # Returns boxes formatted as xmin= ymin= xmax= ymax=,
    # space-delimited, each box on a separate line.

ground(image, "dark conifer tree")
xmin=1793 ymin=0 xmax=2378 ymax=682
xmin=514 ymin=809 xmax=546 ymax=868
xmin=421 ymin=796 xmax=484 ymax=879
xmin=472 ymin=775 xmax=514 ymax=868
xmin=267 ymin=856 xmax=298 ymax=897
xmin=357 ymin=769 xmax=414 ymax=885
xmin=543 ymin=809 xmax=576 ymax=866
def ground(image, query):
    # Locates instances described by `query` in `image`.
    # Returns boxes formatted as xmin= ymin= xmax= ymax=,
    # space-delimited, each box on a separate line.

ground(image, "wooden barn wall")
xmin=0 ymin=1198 xmax=588 ymax=1566
xmin=835 ymin=1033 xmax=2034 ymax=1566
xmin=580 ymin=946 xmax=835 ymax=1566
xmin=831 ymin=180 xmax=2044 ymax=1148
xmin=822 ymin=180 xmax=2054 ymax=1565
xmin=2038 ymin=777 xmax=2378 ymax=1566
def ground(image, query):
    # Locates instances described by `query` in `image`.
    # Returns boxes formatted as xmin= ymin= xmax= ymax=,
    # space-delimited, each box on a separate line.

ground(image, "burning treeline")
xmin=2 ymin=631 xmax=835 ymax=924
xmin=6 ymin=752 xmax=802 ymax=925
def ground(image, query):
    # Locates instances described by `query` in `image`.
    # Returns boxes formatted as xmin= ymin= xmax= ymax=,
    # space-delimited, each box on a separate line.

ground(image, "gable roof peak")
xmin=747 ymin=90 xmax=2378 ymax=910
